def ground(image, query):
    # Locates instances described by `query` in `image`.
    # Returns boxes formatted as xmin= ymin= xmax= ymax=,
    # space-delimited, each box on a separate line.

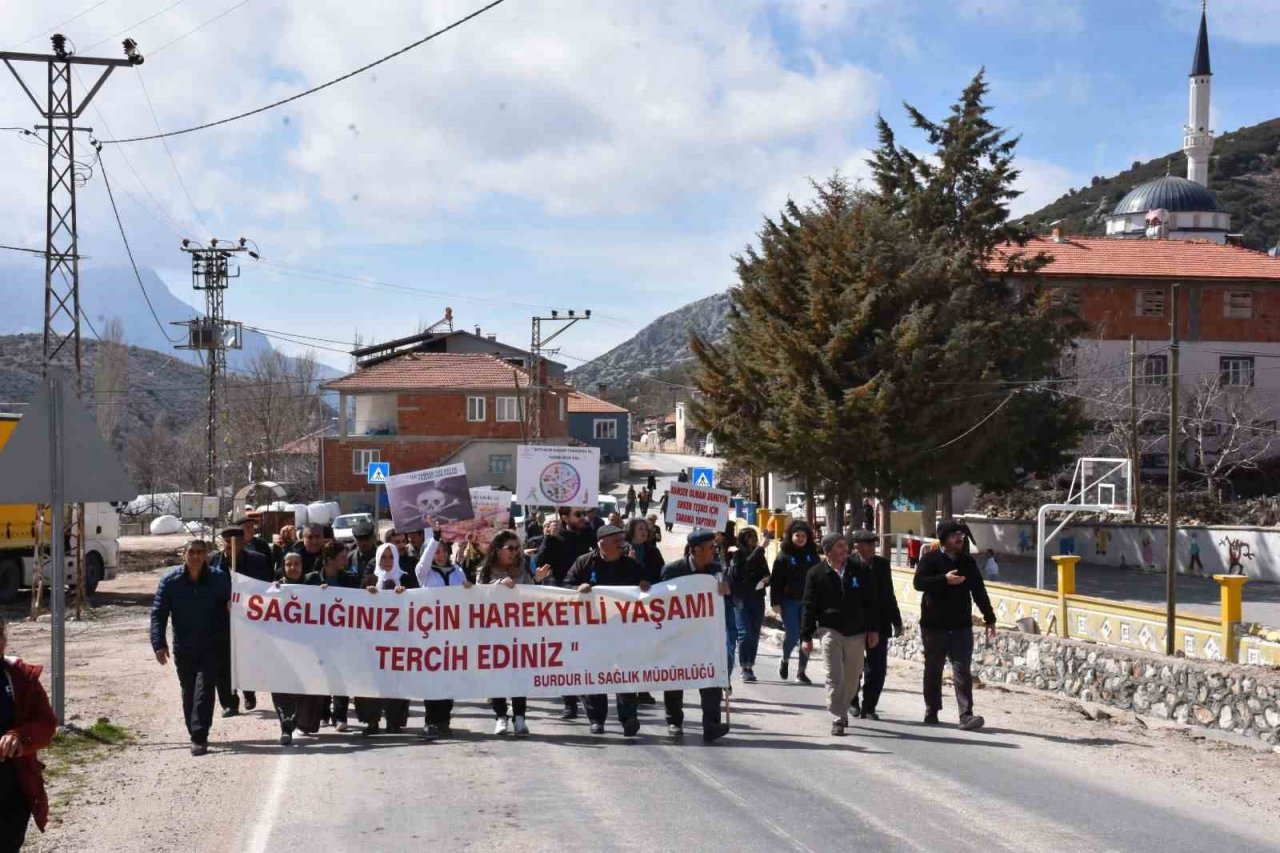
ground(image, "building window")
xmin=352 ymin=448 xmax=381 ymax=475
xmin=1139 ymin=354 xmax=1168 ymax=386
xmin=495 ymin=396 xmax=521 ymax=422
xmin=593 ymin=419 xmax=618 ymax=440
xmin=1224 ymin=291 xmax=1253 ymax=319
xmin=489 ymin=454 xmax=512 ymax=474
xmin=466 ymin=396 xmax=487 ymax=422
xmin=1136 ymin=290 xmax=1165 ymax=318
xmin=1220 ymin=356 xmax=1255 ymax=387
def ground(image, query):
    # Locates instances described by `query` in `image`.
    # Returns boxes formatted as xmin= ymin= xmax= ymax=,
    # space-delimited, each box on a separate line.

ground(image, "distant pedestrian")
xmin=727 ymin=527 xmax=769 ymax=684
xmin=905 ymin=530 xmax=922 ymax=569
xmin=480 ymin=531 xmax=553 ymax=736
xmin=914 ymin=520 xmax=997 ymax=731
xmin=625 ymin=485 xmax=637 ymax=518
xmin=983 ymin=549 xmax=1000 ymax=581
xmin=638 ymin=487 xmax=652 ymax=517
xmin=850 ymin=530 xmax=902 ymax=721
xmin=659 ymin=529 xmax=730 ymax=743
xmin=150 ymin=539 xmax=232 ymax=755
xmin=677 ymin=469 xmax=689 ymax=483
xmin=646 ymin=472 xmax=657 ymax=492
xmin=800 ymin=533 xmax=879 ymax=736
xmin=659 ymin=492 xmax=673 ymax=532
xmin=0 ymin=617 xmax=57 ymax=849
xmin=771 ymin=520 xmax=819 ymax=683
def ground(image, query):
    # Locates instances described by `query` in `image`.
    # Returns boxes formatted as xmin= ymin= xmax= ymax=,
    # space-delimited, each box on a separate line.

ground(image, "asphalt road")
xmin=230 ymin=640 xmax=1276 ymax=853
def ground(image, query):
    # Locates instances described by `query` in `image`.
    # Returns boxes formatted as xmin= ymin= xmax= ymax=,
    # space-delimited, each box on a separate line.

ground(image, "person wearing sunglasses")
xmin=479 ymin=531 xmax=553 ymax=735
xmin=535 ymin=506 xmax=597 ymax=720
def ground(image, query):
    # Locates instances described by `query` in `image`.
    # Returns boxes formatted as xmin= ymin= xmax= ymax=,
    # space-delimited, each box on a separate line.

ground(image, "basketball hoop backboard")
xmin=1068 ymin=457 xmax=1133 ymax=516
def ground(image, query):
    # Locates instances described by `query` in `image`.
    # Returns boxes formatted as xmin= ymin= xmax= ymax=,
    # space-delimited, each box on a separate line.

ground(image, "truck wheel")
xmin=84 ymin=552 xmax=104 ymax=595
xmin=0 ymin=557 xmax=20 ymax=604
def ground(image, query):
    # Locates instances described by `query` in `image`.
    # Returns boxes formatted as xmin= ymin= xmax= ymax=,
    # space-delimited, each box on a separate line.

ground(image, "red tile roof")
xmin=321 ymin=352 xmax=533 ymax=392
xmin=566 ymin=391 xmax=628 ymax=414
xmin=992 ymin=237 xmax=1280 ymax=282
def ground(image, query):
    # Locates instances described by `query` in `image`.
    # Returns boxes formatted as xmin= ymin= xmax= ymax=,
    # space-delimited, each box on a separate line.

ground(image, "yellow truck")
xmin=0 ymin=412 xmax=120 ymax=602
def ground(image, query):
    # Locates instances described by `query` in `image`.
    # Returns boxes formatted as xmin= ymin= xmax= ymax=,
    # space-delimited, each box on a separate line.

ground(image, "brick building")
xmin=320 ymin=352 xmax=570 ymax=510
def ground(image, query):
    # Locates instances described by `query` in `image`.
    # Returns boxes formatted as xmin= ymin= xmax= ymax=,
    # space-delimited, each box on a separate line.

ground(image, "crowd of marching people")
xmin=146 ymin=495 xmax=998 ymax=758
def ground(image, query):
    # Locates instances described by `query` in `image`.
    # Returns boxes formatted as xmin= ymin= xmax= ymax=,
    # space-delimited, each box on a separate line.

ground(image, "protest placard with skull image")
xmin=385 ymin=464 xmax=475 ymax=533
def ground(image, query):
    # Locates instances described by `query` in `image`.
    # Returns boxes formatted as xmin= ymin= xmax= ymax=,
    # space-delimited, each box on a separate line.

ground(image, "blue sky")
xmin=0 ymin=0 xmax=1276 ymax=372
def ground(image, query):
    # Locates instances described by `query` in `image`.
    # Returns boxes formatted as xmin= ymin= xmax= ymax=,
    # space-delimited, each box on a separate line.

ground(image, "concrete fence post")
xmin=1053 ymin=555 xmax=1080 ymax=639
xmin=1212 ymin=574 xmax=1248 ymax=662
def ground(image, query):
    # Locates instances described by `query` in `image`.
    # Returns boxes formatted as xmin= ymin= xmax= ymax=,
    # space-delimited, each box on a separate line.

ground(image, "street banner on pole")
xmin=664 ymin=482 xmax=731 ymax=531
xmin=440 ymin=488 xmax=511 ymax=544
xmin=516 ymin=445 xmax=599 ymax=508
xmin=231 ymin=573 xmax=726 ymax=698
xmin=385 ymin=464 xmax=474 ymax=532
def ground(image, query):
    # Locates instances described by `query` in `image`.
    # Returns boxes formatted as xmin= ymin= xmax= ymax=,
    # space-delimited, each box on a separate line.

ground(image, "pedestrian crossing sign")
xmin=367 ymin=462 xmax=390 ymax=484
xmin=691 ymin=467 xmax=715 ymax=488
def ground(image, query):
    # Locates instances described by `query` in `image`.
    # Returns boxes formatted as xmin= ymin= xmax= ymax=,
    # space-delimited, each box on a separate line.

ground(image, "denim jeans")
xmin=734 ymin=597 xmax=766 ymax=669
xmin=779 ymin=598 xmax=809 ymax=669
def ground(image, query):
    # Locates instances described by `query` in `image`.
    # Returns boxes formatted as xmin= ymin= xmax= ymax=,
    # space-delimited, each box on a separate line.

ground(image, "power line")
xmin=5 ymin=0 xmax=114 ymax=50
xmin=148 ymin=0 xmax=253 ymax=56
xmin=101 ymin=0 xmax=510 ymax=144
xmin=136 ymin=70 xmax=212 ymax=235
xmin=83 ymin=0 xmax=191 ymax=51
xmin=0 ymin=243 xmax=46 ymax=257
xmin=927 ymin=391 xmax=1020 ymax=453
xmin=96 ymin=149 xmax=185 ymax=344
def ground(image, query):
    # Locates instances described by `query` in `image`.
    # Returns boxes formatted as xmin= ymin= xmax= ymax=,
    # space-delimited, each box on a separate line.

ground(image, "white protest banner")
xmin=664 ymin=482 xmax=731 ymax=531
xmin=385 ymin=464 xmax=474 ymax=533
xmin=440 ymin=488 xmax=511 ymax=545
xmin=515 ymin=444 xmax=599 ymax=508
xmin=231 ymin=574 xmax=725 ymax=699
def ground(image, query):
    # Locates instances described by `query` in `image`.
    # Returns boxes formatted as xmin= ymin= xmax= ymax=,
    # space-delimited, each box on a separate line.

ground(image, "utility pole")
xmin=528 ymin=310 xmax=590 ymax=440
xmin=177 ymin=239 xmax=253 ymax=506
xmin=1 ymin=37 xmax=142 ymax=631
xmin=1166 ymin=284 xmax=1180 ymax=656
xmin=1129 ymin=335 xmax=1141 ymax=522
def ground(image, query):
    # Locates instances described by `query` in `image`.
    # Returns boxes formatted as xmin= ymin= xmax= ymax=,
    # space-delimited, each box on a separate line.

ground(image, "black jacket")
xmin=348 ymin=545 xmax=378 ymax=579
xmin=290 ymin=543 xmax=325 ymax=576
xmin=565 ymin=551 xmax=646 ymax=587
xmin=913 ymin=548 xmax=996 ymax=630
xmin=853 ymin=553 xmax=902 ymax=635
xmin=535 ymin=526 xmax=597 ymax=585
xmin=210 ymin=549 xmax=273 ymax=584
xmin=150 ymin=566 xmax=232 ymax=654
xmin=800 ymin=559 xmax=879 ymax=642
xmin=304 ymin=568 xmax=359 ymax=588
xmin=727 ymin=546 xmax=769 ymax=602
xmin=770 ymin=547 xmax=819 ymax=606
xmin=627 ymin=541 xmax=665 ymax=585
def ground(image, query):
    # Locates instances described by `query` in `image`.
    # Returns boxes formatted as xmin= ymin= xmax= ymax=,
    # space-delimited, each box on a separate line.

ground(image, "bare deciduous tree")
xmin=94 ymin=317 xmax=128 ymax=445
xmin=225 ymin=349 xmax=321 ymax=484
xmin=1179 ymin=374 xmax=1276 ymax=500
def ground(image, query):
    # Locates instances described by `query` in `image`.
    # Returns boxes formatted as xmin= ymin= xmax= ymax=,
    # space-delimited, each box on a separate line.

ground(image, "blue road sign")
xmin=691 ymin=466 xmax=715 ymax=488
xmin=367 ymin=461 xmax=390 ymax=484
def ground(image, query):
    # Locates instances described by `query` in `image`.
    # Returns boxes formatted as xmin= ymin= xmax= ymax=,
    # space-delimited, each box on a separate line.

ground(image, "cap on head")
xmin=596 ymin=524 xmax=624 ymax=539
xmin=351 ymin=520 xmax=375 ymax=538
xmin=218 ymin=526 xmax=244 ymax=540
xmin=687 ymin=528 xmax=716 ymax=547
xmin=936 ymin=520 xmax=965 ymax=542
xmin=232 ymin=515 xmax=256 ymax=526
xmin=820 ymin=532 xmax=847 ymax=554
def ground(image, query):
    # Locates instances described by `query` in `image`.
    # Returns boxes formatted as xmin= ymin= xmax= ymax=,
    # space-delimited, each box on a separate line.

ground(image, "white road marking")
xmin=245 ymin=752 xmax=292 ymax=853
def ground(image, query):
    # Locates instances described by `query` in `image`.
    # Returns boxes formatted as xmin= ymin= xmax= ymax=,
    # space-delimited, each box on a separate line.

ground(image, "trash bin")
xmin=732 ymin=496 xmax=745 ymax=517
xmin=745 ymin=501 xmax=758 ymax=526
xmin=757 ymin=508 xmax=772 ymax=533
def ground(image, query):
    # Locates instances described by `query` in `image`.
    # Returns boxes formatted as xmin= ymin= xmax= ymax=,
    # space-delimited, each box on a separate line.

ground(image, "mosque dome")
xmin=1112 ymin=175 xmax=1223 ymax=216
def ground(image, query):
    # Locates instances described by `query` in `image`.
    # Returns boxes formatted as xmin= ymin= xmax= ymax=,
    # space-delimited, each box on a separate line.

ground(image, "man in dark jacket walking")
xmin=536 ymin=506 xmax=597 ymax=719
xmin=913 ymin=520 xmax=997 ymax=731
xmin=150 ymin=539 xmax=233 ymax=755
xmin=850 ymin=529 xmax=902 ymax=720
xmin=659 ymin=529 xmax=730 ymax=743
xmin=801 ymin=532 xmax=879 ymax=735
xmin=566 ymin=525 xmax=651 ymax=735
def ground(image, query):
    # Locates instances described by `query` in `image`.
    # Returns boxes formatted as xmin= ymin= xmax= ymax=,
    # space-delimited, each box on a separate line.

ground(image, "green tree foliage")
xmin=693 ymin=71 xmax=1087 ymax=506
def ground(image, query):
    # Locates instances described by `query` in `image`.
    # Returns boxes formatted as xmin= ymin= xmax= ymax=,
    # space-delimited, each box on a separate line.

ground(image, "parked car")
xmin=332 ymin=512 xmax=373 ymax=543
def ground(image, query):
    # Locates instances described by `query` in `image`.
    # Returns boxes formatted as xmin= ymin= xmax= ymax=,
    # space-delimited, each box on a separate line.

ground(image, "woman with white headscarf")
xmin=354 ymin=543 xmax=417 ymax=736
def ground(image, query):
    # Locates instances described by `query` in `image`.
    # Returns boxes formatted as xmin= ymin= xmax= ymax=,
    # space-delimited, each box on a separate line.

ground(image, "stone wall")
xmin=888 ymin=619 xmax=1280 ymax=746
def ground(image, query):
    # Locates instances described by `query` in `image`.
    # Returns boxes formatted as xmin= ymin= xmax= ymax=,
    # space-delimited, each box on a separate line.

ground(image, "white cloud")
xmin=1010 ymin=157 xmax=1078 ymax=218
xmin=1163 ymin=0 xmax=1280 ymax=45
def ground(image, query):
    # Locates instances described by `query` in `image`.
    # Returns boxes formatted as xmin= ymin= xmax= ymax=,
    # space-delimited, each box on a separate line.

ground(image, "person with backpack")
xmin=770 ymin=520 xmax=820 ymax=683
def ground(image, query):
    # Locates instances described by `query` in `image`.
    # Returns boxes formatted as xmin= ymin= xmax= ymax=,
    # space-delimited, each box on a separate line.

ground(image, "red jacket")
xmin=4 ymin=657 xmax=56 ymax=831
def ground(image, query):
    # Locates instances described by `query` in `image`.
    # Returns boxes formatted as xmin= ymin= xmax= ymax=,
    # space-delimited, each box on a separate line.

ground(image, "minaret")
xmin=1183 ymin=5 xmax=1213 ymax=187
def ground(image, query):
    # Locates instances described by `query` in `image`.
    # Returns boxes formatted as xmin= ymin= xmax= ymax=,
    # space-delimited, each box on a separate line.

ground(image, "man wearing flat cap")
xmin=849 ymin=529 xmax=902 ymax=720
xmin=233 ymin=514 xmax=273 ymax=568
xmin=347 ymin=519 xmax=379 ymax=579
xmin=658 ymin=528 xmax=731 ymax=743
xmin=913 ymin=519 xmax=996 ymax=731
xmin=800 ymin=532 xmax=879 ymax=736
xmin=565 ymin=525 xmax=650 ymax=736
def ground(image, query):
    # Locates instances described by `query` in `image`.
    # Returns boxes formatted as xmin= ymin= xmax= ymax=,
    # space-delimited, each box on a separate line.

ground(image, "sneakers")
xmin=621 ymin=718 xmax=640 ymax=737
xmin=419 ymin=724 xmax=440 ymax=740
xmin=779 ymin=660 xmax=789 ymax=680
xmin=221 ymin=707 xmax=240 ymax=718
xmin=512 ymin=716 xmax=530 ymax=736
xmin=742 ymin=668 xmax=758 ymax=683
xmin=923 ymin=712 xmax=940 ymax=725
xmin=279 ymin=732 xmax=293 ymax=746
xmin=702 ymin=722 xmax=730 ymax=743
xmin=190 ymin=742 xmax=208 ymax=757
xmin=335 ymin=721 xmax=349 ymax=733
xmin=831 ymin=720 xmax=846 ymax=737
xmin=589 ymin=721 xmax=605 ymax=734
xmin=796 ymin=669 xmax=812 ymax=685
xmin=494 ymin=717 xmax=510 ymax=736
xmin=668 ymin=723 xmax=684 ymax=737
xmin=558 ymin=707 xmax=579 ymax=721
xmin=958 ymin=714 xmax=986 ymax=731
